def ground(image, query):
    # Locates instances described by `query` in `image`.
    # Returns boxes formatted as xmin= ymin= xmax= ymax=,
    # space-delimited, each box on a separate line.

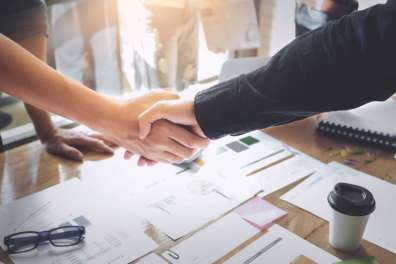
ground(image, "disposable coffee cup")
xmin=328 ymin=182 xmax=375 ymax=251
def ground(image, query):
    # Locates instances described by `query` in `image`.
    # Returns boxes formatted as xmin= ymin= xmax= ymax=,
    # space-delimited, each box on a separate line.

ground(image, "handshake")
xmin=100 ymin=90 xmax=209 ymax=166
xmin=0 ymin=34 xmax=207 ymax=165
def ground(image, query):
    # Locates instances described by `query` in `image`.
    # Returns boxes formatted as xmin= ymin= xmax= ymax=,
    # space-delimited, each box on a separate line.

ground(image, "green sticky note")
xmin=334 ymin=257 xmax=379 ymax=264
xmin=240 ymin=136 xmax=259 ymax=146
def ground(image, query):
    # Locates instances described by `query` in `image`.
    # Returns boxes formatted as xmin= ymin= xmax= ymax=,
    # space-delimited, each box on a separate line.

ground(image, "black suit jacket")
xmin=194 ymin=0 xmax=396 ymax=139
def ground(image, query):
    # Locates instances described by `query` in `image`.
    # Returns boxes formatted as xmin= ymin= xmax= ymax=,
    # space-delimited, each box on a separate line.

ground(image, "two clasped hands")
xmin=109 ymin=91 xmax=206 ymax=167
xmin=0 ymin=34 xmax=207 ymax=166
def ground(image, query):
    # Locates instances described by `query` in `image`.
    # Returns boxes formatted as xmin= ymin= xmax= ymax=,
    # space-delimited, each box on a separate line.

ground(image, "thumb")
xmin=138 ymin=100 xmax=196 ymax=139
xmin=138 ymin=102 xmax=166 ymax=139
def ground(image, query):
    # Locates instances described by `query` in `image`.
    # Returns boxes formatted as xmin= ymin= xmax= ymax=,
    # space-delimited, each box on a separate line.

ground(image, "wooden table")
xmin=1 ymin=116 xmax=396 ymax=263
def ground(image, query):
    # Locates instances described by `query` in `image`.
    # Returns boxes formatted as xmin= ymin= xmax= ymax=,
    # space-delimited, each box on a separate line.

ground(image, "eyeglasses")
xmin=4 ymin=226 xmax=85 ymax=254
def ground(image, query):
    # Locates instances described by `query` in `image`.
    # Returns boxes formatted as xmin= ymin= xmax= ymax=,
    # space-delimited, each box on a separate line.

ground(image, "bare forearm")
xmin=0 ymin=34 xmax=123 ymax=136
xmin=0 ymin=34 xmax=208 ymax=164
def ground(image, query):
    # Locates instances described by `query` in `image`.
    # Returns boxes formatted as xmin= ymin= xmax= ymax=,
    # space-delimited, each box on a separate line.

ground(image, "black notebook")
xmin=317 ymin=100 xmax=396 ymax=150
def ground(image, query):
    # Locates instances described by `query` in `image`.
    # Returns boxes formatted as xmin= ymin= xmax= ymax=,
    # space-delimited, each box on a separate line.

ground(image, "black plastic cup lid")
xmin=328 ymin=182 xmax=376 ymax=216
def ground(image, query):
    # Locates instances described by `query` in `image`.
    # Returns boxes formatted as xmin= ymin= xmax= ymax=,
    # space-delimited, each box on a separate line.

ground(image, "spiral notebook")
xmin=317 ymin=99 xmax=396 ymax=150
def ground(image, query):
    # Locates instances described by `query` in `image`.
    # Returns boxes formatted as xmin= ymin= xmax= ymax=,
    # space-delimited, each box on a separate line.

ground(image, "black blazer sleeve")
xmin=194 ymin=0 xmax=396 ymax=139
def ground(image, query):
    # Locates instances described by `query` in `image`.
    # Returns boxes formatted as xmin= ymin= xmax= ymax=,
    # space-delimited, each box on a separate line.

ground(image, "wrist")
xmin=36 ymin=125 xmax=58 ymax=143
xmin=86 ymin=97 xmax=138 ymax=140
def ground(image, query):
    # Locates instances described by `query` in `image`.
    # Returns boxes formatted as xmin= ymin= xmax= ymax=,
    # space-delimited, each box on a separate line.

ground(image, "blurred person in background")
xmin=295 ymin=0 xmax=359 ymax=36
xmin=0 ymin=0 xmax=119 ymax=161
xmin=49 ymin=0 xmax=123 ymax=94
xmin=0 ymin=0 xmax=208 ymax=164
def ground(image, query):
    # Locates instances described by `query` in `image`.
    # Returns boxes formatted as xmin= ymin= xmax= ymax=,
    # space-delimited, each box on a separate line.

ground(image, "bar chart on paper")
xmin=203 ymin=131 xmax=290 ymax=176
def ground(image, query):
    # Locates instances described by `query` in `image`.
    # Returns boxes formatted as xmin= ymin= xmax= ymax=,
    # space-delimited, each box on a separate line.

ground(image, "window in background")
xmin=118 ymin=0 xmax=231 ymax=91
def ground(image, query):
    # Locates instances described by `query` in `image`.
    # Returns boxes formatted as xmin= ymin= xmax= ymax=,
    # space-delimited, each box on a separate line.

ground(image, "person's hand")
xmin=100 ymin=91 xmax=208 ymax=164
xmin=134 ymin=98 xmax=209 ymax=166
xmin=123 ymin=119 xmax=208 ymax=165
xmin=137 ymin=99 xmax=205 ymax=139
xmin=43 ymin=128 xmax=114 ymax=161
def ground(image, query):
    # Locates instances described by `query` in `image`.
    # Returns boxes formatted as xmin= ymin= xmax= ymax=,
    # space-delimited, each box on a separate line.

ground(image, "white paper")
xmin=142 ymin=168 xmax=247 ymax=239
xmin=204 ymin=131 xmax=286 ymax=177
xmin=163 ymin=213 xmax=258 ymax=264
xmin=80 ymin=149 xmax=184 ymax=199
xmin=137 ymin=253 xmax=168 ymax=264
xmin=249 ymin=153 xmax=325 ymax=198
xmin=320 ymin=99 xmax=396 ymax=135
xmin=0 ymin=179 xmax=157 ymax=264
xmin=239 ymin=149 xmax=293 ymax=176
xmin=81 ymin=149 xmax=254 ymax=240
xmin=282 ymin=162 xmax=396 ymax=253
xmin=225 ymin=225 xmax=339 ymax=264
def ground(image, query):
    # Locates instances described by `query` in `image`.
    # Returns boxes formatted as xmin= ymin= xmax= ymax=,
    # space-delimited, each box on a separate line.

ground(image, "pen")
xmin=242 ymin=237 xmax=282 ymax=264
xmin=240 ymin=150 xmax=285 ymax=169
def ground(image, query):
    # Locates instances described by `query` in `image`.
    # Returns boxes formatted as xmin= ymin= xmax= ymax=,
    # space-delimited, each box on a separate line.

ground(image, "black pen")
xmin=242 ymin=237 xmax=283 ymax=264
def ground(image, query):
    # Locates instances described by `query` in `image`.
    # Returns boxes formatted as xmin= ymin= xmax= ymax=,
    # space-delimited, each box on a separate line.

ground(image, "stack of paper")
xmin=80 ymin=131 xmax=325 ymax=242
xmin=282 ymin=162 xmax=396 ymax=253
xmin=0 ymin=128 xmax=341 ymax=264
xmin=80 ymin=149 xmax=259 ymax=240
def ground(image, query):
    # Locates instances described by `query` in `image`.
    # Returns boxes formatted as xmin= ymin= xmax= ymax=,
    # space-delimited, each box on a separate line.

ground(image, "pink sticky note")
xmin=235 ymin=197 xmax=287 ymax=230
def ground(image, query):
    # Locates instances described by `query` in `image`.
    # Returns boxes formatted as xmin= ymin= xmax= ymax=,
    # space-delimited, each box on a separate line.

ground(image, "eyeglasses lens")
xmin=6 ymin=233 xmax=38 ymax=253
xmin=50 ymin=226 xmax=82 ymax=246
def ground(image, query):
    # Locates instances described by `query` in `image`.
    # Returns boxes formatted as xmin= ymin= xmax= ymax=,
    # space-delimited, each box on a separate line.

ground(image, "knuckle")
xmin=145 ymin=136 xmax=160 ymax=147
xmin=155 ymin=101 xmax=167 ymax=111
xmin=198 ymin=137 xmax=209 ymax=147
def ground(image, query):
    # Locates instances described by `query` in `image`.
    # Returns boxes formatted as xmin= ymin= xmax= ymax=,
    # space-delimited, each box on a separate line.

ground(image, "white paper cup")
xmin=329 ymin=209 xmax=370 ymax=251
xmin=328 ymin=183 xmax=375 ymax=252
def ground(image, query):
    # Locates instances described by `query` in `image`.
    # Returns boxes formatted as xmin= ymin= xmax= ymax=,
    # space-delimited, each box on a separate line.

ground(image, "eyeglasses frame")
xmin=4 ymin=225 xmax=85 ymax=254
